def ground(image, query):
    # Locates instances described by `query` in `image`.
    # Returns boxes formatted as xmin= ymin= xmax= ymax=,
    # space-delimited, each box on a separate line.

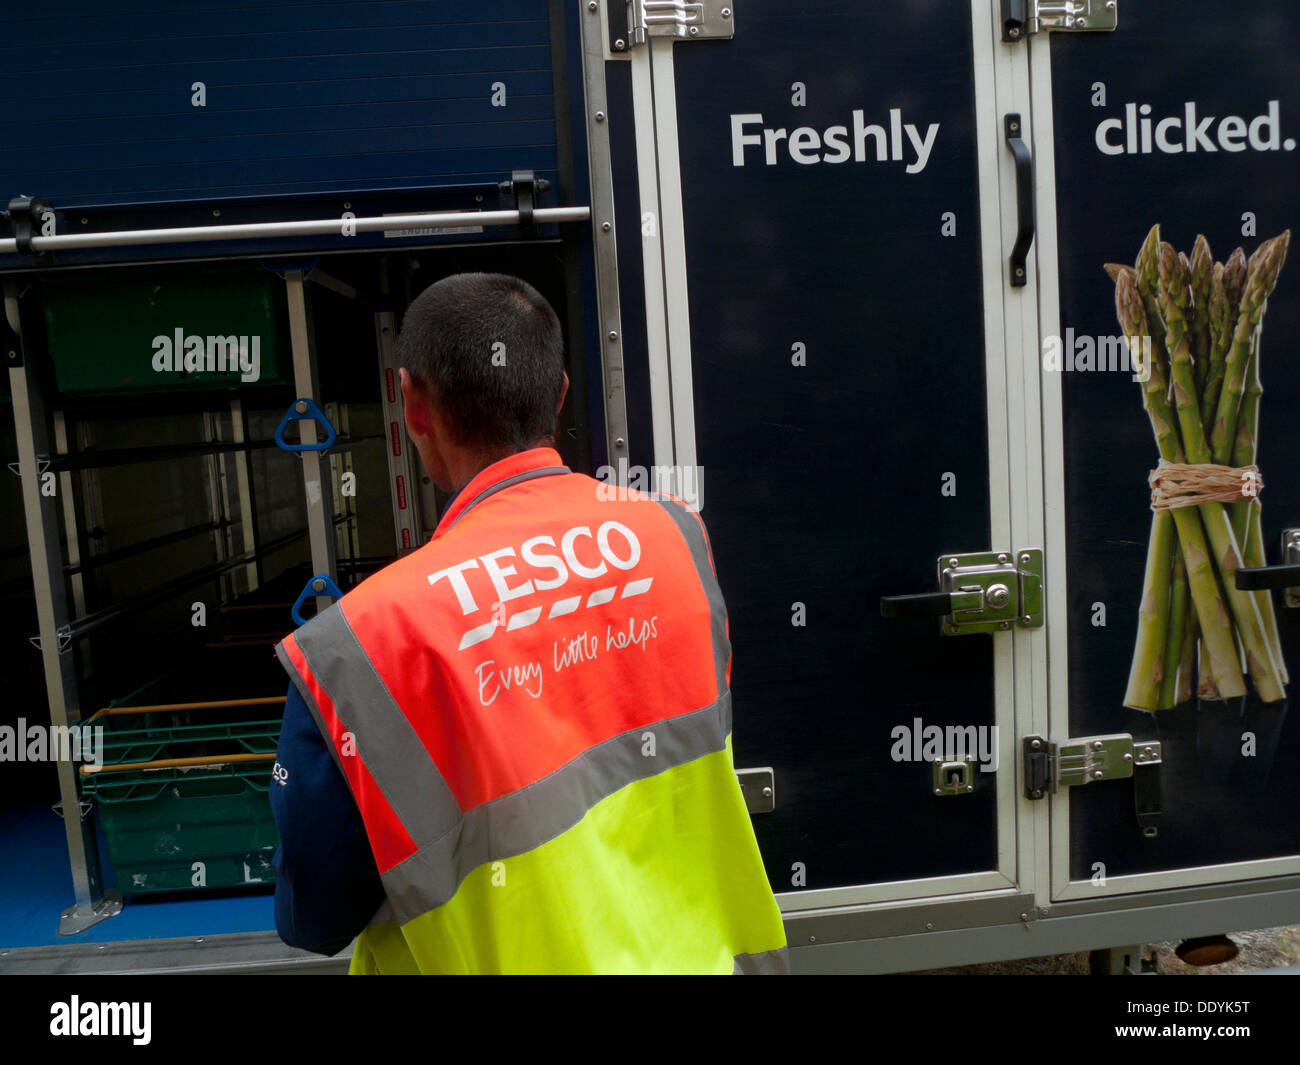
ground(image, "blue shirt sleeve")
xmin=270 ymin=682 xmax=386 ymax=956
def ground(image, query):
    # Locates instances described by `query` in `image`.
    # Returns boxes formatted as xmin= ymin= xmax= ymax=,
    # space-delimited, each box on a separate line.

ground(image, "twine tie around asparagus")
xmin=1149 ymin=459 xmax=1262 ymax=511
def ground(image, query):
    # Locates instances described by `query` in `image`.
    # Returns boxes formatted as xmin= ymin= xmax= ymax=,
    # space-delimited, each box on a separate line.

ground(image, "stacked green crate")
xmin=40 ymin=266 xmax=290 ymax=395
xmin=81 ymin=697 xmax=283 ymax=894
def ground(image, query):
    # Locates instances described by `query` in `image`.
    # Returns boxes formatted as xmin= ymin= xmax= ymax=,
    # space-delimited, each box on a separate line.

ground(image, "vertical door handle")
xmin=1004 ymin=113 xmax=1034 ymax=287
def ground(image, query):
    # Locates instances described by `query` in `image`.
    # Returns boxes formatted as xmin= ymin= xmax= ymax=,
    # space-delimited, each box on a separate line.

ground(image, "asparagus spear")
xmin=1159 ymin=546 xmax=1192 ymax=707
xmin=1209 ymin=239 xmax=1283 ymax=465
xmin=1160 ymin=243 xmax=1286 ymax=703
xmin=1134 ymin=227 xmax=1168 ymax=350
xmin=1240 ymin=497 xmax=1288 ymax=685
xmin=1116 ymin=268 xmax=1246 ymax=702
xmin=1127 ymin=510 xmax=1176 ymax=710
xmin=1201 ymin=263 xmax=1230 ymax=430
xmin=1229 ymin=232 xmax=1291 ymax=686
xmin=1175 ymin=598 xmax=1198 ymax=705
xmin=1223 ymin=247 xmax=1249 ymax=307
xmin=1188 ymin=236 xmax=1214 ymax=392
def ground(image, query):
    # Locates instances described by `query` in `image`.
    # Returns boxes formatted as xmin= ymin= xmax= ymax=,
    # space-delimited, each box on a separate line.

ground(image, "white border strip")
xmin=648 ymin=37 xmax=698 ymax=473
xmin=630 ymin=43 xmax=676 ymax=469
xmin=778 ymin=870 xmax=1016 ymax=913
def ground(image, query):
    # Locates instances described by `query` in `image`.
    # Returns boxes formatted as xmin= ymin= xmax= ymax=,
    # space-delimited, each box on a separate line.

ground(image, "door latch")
xmin=736 ymin=766 xmax=774 ymax=813
xmin=1233 ymin=527 xmax=1300 ymax=608
xmin=608 ymin=0 xmax=735 ymax=53
xmin=933 ymin=756 xmax=976 ymax=797
xmin=1024 ymin=733 xmax=1163 ymax=836
xmin=1002 ymin=0 xmax=1119 ymax=41
xmin=880 ymin=550 xmax=1044 ymax=635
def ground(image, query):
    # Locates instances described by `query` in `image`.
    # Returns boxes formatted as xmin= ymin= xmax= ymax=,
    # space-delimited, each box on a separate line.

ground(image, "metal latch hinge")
xmin=1001 ymin=0 xmax=1118 ymax=41
xmin=1024 ymin=733 xmax=1162 ymax=836
xmin=610 ymin=0 xmax=735 ymax=52
xmin=1024 ymin=733 xmax=1160 ymax=795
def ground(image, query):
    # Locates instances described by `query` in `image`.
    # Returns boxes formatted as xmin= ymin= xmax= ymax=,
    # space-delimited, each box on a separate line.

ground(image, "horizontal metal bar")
xmin=65 ymin=520 xmax=225 ymax=575
xmin=50 ymin=433 xmax=382 ymax=473
xmin=65 ymin=528 xmax=308 ymax=641
xmin=0 ymin=931 xmax=345 ymax=975
xmin=85 ymin=696 xmax=286 ymax=722
xmin=0 ymin=206 xmax=591 ymax=255
xmin=81 ymin=751 xmax=276 ymax=776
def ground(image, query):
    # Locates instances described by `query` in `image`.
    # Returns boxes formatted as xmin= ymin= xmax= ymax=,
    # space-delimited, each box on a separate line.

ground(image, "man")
xmin=270 ymin=272 xmax=788 ymax=974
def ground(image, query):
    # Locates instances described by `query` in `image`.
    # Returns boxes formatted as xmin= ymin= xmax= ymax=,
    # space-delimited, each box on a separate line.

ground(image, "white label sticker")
xmin=382 ymin=210 xmax=484 ymax=239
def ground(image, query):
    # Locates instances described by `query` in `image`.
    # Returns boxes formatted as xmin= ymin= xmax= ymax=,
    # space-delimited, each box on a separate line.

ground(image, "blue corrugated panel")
xmin=0 ymin=1 xmax=558 ymax=205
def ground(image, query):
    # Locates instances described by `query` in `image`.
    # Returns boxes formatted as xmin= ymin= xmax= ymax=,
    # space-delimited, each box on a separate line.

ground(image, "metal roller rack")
xmin=6 ymin=200 xmax=588 ymax=935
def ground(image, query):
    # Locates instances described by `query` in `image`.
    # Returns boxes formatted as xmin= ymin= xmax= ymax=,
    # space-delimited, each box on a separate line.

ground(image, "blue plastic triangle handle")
xmin=292 ymin=573 xmax=344 ymax=625
xmin=276 ymin=397 xmax=337 ymax=452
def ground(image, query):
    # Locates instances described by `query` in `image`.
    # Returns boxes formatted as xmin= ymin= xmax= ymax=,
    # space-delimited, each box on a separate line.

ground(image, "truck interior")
xmin=1 ymin=233 xmax=590 ymax=945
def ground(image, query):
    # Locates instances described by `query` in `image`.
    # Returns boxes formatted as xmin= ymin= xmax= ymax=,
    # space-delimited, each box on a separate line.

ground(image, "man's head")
xmin=396 ymin=273 xmax=569 ymax=492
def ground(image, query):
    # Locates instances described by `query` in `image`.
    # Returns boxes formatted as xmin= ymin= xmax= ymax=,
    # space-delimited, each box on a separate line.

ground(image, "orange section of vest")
xmin=280 ymin=632 xmax=419 ymax=871
xmin=338 ymin=448 xmax=721 ymax=812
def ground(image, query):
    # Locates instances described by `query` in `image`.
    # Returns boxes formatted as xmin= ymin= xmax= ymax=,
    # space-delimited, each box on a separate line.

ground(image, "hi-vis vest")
xmin=276 ymin=447 xmax=789 ymax=974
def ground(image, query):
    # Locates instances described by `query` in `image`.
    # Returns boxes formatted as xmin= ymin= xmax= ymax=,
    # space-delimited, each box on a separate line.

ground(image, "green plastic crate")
xmin=81 ymin=707 xmax=282 ymax=894
xmin=40 ymin=267 xmax=290 ymax=395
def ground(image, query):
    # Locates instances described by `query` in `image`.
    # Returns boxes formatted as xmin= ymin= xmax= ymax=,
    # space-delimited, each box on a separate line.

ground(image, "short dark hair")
xmin=396 ymin=273 xmax=565 ymax=452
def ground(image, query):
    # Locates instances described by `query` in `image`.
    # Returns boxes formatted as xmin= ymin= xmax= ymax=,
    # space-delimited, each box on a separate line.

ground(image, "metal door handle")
xmin=1004 ymin=113 xmax=1034 ymax=287
xmin=880 ymin=591 xmax=954 ymax=620
xmin=1235 ymin=563 xmax=1300 ymax=591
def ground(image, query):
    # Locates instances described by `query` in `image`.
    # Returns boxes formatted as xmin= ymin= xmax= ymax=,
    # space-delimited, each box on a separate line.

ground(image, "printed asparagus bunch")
xmin=1111 ymin=225 xmax=1290 ymax=710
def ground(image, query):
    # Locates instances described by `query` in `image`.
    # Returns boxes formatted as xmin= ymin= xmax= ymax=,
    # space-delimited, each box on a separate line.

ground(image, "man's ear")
xmin=400 ymin=367 xmax=434 ymax=439
xmin=556 ymin=372 xmax=570 ymax=414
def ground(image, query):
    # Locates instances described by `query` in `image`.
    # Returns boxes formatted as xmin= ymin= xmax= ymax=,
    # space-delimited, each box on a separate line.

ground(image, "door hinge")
xmin=1024 ymin=733 xmax=1162 ymax=835
xmin=1002 ymin=0 xmax=1118 ymax=41
xmin=610 ymin=0 xmax=735 ymax=52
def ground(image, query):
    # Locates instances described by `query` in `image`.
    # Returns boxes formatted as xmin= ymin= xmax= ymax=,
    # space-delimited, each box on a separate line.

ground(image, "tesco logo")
xmin=428 ymin=521 xmax=652 ymax=650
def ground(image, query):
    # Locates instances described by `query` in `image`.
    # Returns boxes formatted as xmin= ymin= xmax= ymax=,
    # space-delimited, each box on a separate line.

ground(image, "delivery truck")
xmin=2 ymin=0 xmax=1298 ymax=974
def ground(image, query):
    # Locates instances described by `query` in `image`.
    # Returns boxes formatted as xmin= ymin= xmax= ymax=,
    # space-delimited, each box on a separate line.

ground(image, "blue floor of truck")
xmin=1 ymin=802 xmax=275 ymax=950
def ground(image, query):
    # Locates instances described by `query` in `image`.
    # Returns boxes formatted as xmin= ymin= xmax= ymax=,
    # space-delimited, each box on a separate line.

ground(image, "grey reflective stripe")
xmin=379 ymin=691 xmax=731 ymax=924
xmin=368 ymin=898 xmax=397 ymax=927
xmin=442 ymin=465 xmax=570 ymax=533
xmin=651 ymin=496 xmax=730 ymax=701
xmin=277 ymin=604 xmax=461 ymax=849
xmin=733 ymin=946 xmax=791 ymax=974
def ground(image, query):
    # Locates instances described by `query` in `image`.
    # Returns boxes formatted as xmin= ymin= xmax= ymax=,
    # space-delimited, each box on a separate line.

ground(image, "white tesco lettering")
xmin=561 ymin=526 xmax=607 ymax=579
xmin=431 ymin=521 xmax=643 ymax=618
xmin=521 ymin=535 xmax=567 ymax=590
xmin=597 ymin=521 xmax=640 ymax=570
xmin=478 ymin=546 xmax=533 ymax=603
xmin=427 ymin=557 xmax=481 ymax=613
